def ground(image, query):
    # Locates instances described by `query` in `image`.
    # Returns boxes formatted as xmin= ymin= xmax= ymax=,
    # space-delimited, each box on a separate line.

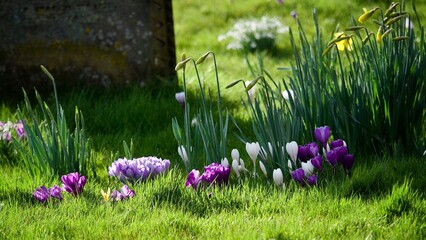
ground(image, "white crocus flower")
xmin=232 ymin=159 xmax=240 ymax=178
xmin=231 ymin=149 xmax=240 ymax=161
xmin=286 ymin=141 xmax=298 ymax=163
xmin=259 ymin=161 xmax=267 ymax=177
xmin=246 ymin=142 xmax=260 ymax=162
xmin=273 ymin=168 xmax=284 ymax=188
xmin=178 ymin=145 xmax=188 ymax=164
xmin=240 ymin=159 xmax=247 ymax=172
xmin=221 ymin=157 xmax=229 ymax=168
xmin=301 ymin=160 xmax=314 ymax=177
xmin=281 ymin=89 xmax=295 ymax=100
xmin=246 ymin=142 xmax=260 ymax=177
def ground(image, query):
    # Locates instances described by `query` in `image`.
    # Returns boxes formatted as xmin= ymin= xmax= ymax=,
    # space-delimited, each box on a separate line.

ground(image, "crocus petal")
xmin=311 ymin=155 xmax=323 ymax=171
xmin=232 ymin=159 xmax=240 ymax=177
xmin=259 ymin=161 xmax=267 ymax=177
xmin=301 ymin=160 xmax=314 ymax=177
xmin=221 ymin=158 xmax=229 ymax=168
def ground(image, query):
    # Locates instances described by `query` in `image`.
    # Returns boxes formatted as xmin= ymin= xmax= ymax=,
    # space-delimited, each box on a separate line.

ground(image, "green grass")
xmin=0 ymin=0 xmax=426 ymax=239
xmin=1 ymin=156 xmax=425 ymax=239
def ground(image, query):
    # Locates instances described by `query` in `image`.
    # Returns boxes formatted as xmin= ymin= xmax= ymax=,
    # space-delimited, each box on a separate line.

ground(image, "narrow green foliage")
xmin=284 ymin=2 xmax=426 ymax=154
xmin=173 ymin=52 xmax=230 ymax=171
xmin=12 ymin=66 xmax=94 ymax=180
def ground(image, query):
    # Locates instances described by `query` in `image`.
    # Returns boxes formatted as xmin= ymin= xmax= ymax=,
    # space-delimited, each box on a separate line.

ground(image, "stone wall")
xmin=0 ymin=0 xmax=176 ymax=98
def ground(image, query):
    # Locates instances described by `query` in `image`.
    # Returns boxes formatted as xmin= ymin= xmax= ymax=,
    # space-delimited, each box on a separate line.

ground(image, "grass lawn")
xmin=0 ymin=0 xmax=425 ymax=239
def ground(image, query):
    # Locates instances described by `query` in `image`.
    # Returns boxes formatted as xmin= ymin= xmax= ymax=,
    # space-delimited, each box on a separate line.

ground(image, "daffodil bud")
xmin=357 ymin=7 xmax=380 ymax=23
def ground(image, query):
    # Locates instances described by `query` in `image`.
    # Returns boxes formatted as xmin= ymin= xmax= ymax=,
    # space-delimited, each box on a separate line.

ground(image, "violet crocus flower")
xmin=186 ymin=169 xmax=201 ymax=189
xmin=291 ymin=168 xmax=305 ymax=184
xmin=290 ymin=10 xmax=298 ymax=19
xmin=334 ymin=146 xmax=348 ymax=164
xmin=14 ymin=120 xmax=26 ymax=139
xmin=33 ymin=186 xmax=50 ymax=203
xmin=314 ymin=126 xmax=331 ymax=149
xmin=298 ymin=143 xmax=318 ymax=162
xmin=61 ymin=172 xmax=86 ymax=197
xmin=202 ymin=163 xmax=231 ymax=186
xmin=49 ymin=185 xmax=63 ymax=201
xmin=110 ymin=190 xmax=122 ymax=201
xmin=326 ymin=150 xmax=338 ymax=167
xmin=110 ymin=185 xmax=135 ymax=202
xmin=108 ymin=157 xmax=170 ymax=183
xmin=307 ymin=175 xmax=318 ymax=186
xmin=330 ymin=139 xmax=345 ymax=150
xmin=311 ymin=155 xmax=323 ymax=171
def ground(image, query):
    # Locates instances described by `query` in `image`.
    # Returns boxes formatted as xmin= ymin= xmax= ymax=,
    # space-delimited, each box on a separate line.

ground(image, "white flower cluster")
xmin=218 ymin=16 xmax=288 ymax=52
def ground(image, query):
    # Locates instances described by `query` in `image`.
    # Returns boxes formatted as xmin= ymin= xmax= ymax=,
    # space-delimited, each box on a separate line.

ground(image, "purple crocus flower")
xmin=314 ymin=126 xmax=331 ymax=148
xmin=186 ymin=169 xmax=201 ymax=190
xmin=110 ymin=190 xmax=122 ymax=201
xmin=298 ymin=142 xmax=319 ymax=162
xmin=291 ymin=168 xmax=305 ymax=184
xmin=202 ymin=163 xmax=231 ymax=186
xmin=33 ymin=186 xmax=50 ymax=203
xmin=61 ymin=172 xmax=86 ymax=197
xmin=108 ymin=157 xmax=170 ymax=183
xmin=110 ymin=185 xmax=135 ymax=201
xmin=326 ymin=150 xmax=338 ymax=167
xmin=49 ymin=185 xmax=63 ymax=201
xmin=342 ymin=154 xmax=355 ymax=171
xmin=290 ymin=10 xmax=298 ymax=19
xmin=307 ymin=174 xmax=318 ymax=186
xmin=277 ymin=0 xmax=283 ymax=4
xmin=334 ymin=146 xmax=348 ymax=164
xmin=120 ymin=185 xmax=135 ymax=199
xmin=330 ymin=139 xmax=345 ymax=150
xmin=311 ymin=155 xmax=323 ymax=171
xmin=298 ymin=145 xmax=310 ymax=162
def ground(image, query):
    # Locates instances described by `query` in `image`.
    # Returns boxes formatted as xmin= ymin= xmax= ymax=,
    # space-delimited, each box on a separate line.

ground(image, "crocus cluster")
xmin=33 ymin=185 xmax=63 ymax=203
xmin=109 ymin=185 xmax=135 ymax=202
xmin=33 ymin=172 xmax=86 ymax=203
xmin=0 ymin=120 xmax=26 ymax=142
xmin=287 ymin=126 xmax=355 ymax=186
xmin=108 ymin=156 xmax=170 ymax=183
xmin=186 ymin=163 xmax=230 ymax=190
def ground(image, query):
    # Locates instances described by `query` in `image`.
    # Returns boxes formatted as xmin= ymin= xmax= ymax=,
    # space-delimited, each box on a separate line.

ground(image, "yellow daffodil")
xmin=358 ymin=7 xmax=380 ymax=23
xmin=334 ymin=32 xmax=353 ymax=51
xmin=101 ymin=188 xmax=111 ymax=202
